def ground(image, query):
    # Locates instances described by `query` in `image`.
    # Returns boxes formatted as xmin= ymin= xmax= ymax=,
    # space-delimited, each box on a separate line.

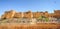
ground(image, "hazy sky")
xmin=0 ymin=0 xmax=60 ymax=15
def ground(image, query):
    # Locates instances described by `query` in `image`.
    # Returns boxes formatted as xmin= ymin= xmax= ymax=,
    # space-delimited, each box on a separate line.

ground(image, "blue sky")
xmin=0 ymin=0 xmax=60 ymax=15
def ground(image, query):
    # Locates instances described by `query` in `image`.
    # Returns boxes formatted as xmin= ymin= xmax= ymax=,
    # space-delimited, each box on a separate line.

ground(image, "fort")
xmin=1 ymin=10 xmax=60 ymax=19
xmin=0 ymin=10 xmax=60 ymax=29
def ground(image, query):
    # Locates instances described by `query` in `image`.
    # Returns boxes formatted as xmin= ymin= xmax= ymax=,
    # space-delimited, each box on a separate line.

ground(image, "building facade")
xmin=1 ymin=10 xmax=60 ymax=24
xmin=1 ymin=10 xmax=60 ymax=19
xmin=1 ymin=10 xmax=16 ymax=19
xmin=53 ymin=10 xmax=60 ymax=18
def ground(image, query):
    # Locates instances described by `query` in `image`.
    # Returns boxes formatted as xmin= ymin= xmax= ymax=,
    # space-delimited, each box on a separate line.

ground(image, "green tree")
xmin=38 ymin=16 xmax=42 ymax=19
xmin=38 ymin=16 xmax=49 ymax=22
xmin=38 ymin=16 xmax=46 ymax=19
xmin=45 ymin=18 xmax=49 ymax=22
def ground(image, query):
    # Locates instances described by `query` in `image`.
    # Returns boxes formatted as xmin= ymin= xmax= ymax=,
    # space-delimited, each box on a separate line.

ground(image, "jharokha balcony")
xmin=0 ymin=10 xmax=60 ymax=29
